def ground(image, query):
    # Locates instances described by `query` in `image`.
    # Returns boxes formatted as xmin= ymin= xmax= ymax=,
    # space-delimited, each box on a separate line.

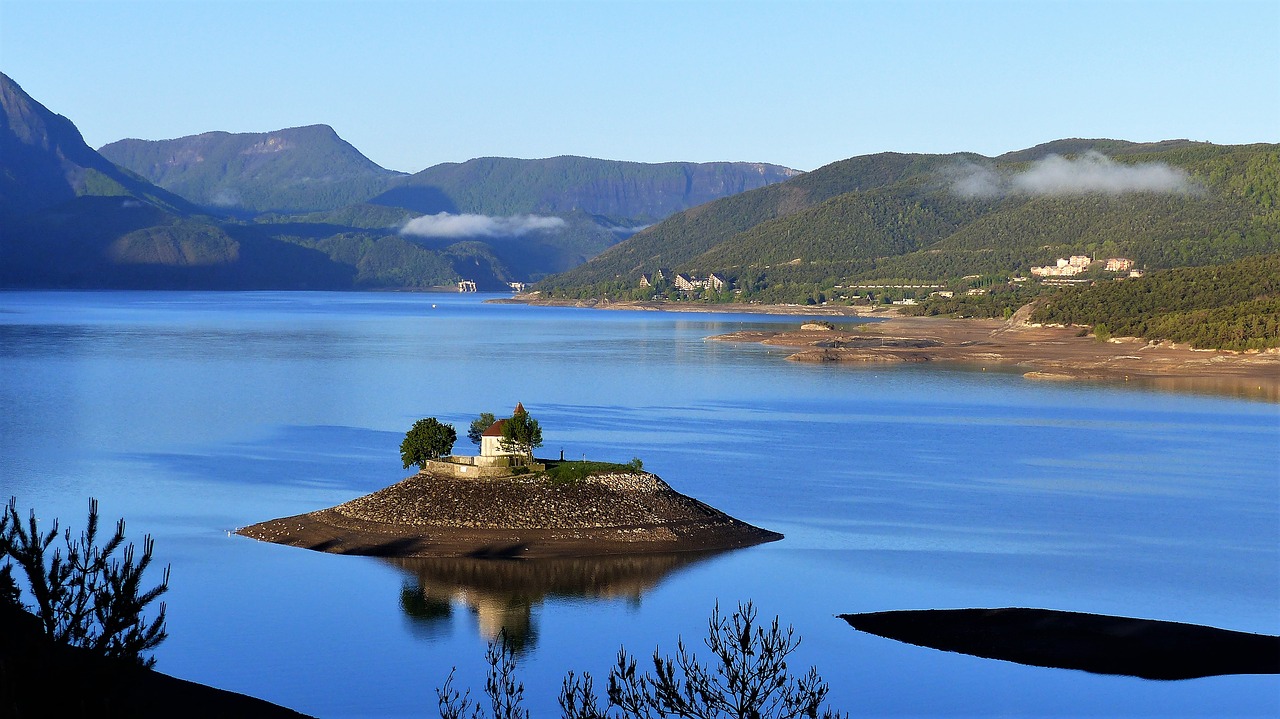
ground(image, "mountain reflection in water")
xmin=387 ymin=551 xmax=726 ymax=651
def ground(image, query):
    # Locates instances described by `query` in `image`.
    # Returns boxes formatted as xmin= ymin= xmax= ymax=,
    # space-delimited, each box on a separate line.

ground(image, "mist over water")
xmin=1 ymin=291 xmax=1275 ymax=717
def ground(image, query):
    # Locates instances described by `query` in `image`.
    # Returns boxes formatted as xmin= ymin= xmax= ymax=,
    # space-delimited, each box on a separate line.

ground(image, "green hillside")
xmin=539 ymin=141 xmax=1280 ymax=306
xmin=99 ymin=125 xmax=405 ymax=215
xmin=1029 ymin=253 xmax=1280 ymax=351
xmin=539 ymin=152 xmax=971 ymax=289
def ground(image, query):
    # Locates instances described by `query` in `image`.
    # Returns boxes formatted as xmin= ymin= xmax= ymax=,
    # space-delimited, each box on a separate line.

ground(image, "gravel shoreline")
xmin=237 ymin=471 xmax=782 ymax=558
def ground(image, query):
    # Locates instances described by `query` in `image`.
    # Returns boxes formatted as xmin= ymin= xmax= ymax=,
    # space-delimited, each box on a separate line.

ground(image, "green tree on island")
xmin=467 ymin=412 xmax=497 ymax=446
xmin=500 ymin=406 xmax=543 ymax=462
xmin=401 ymin=417 xmax=457 ymax=470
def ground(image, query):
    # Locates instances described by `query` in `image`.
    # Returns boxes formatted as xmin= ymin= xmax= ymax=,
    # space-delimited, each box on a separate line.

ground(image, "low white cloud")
xmin=611 ymin=224 xmax=652 ymax=234
xmin=400 ymin=212 xmax=566 ymax=238
xmin=209 ymin=188 xmax=242 ymax=207
xmin=950 ymin=151 xmax=1196 ymax=198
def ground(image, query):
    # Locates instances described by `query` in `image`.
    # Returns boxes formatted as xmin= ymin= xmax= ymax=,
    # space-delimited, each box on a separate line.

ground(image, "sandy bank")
xmin=237 ymin=471 xmax=781 ymax=559
xmin=709 ymin=313 xmax=1280 ymax=402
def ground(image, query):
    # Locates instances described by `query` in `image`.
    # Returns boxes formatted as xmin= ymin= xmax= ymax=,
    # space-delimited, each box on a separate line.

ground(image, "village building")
xmin=1031 ymin=256 xmax=1093 ymax=278
xmin=1104 ymin=257 xmax=1134 ymax=272
xmin=640 ymin=270 xmax=732 ymax=294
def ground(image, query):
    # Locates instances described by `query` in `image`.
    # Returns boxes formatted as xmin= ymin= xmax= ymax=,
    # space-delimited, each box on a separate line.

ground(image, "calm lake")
xmin=1 ymin=291 xmax=1276 ymax=717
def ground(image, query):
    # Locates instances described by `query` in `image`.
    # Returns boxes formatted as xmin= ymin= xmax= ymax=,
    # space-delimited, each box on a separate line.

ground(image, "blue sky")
xmin=2 ymin=0 xmax=1276 ymax=172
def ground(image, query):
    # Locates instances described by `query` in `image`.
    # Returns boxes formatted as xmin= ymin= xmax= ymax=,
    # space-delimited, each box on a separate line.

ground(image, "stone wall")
xmin=421 ymin=457 xmax=547 ymax=479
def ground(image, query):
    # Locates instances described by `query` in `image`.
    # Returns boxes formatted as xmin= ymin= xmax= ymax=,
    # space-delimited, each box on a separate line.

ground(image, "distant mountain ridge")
xmin=0 ymin=73 xmax=453 ymax=290
xmin=101 ymin=127 xmax=801 ymax=223
xmin=100 ymin=125 xmax=405 ymax=215
xmin=372 ymin=155 xmax=800 ymax=222
xmin=2 ymin=73 xmax=799 ymax=290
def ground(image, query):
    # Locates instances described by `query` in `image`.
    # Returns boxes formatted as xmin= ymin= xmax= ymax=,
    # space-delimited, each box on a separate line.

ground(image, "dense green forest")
xmin=1028 ymin=253 xmax=1280 ymax=351
xmin=538 ymin=152 xmax=975 ymax=290
xmin=539 ymin=143 xmax=1280 ymax=318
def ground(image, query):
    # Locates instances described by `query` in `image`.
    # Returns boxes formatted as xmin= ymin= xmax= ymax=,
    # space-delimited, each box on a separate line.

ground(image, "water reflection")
xmin=388 ymin=552 xmax=727 ymax=652
xmin=1127 ymin=374 xmax=1280 ymax=403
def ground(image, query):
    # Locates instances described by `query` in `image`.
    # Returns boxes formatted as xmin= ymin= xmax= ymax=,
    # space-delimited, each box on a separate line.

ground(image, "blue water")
xmin=1 ymin=291 xmax=1276 ymax=717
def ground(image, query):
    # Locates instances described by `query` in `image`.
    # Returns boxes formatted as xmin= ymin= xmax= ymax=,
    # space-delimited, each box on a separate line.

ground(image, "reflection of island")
xmin=389 ymin=552 xmax=726 ymax=651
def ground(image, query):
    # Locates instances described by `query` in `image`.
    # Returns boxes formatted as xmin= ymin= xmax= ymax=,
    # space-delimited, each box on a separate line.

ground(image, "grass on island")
xmin=540 ymin=458 xmax=644 ymax=485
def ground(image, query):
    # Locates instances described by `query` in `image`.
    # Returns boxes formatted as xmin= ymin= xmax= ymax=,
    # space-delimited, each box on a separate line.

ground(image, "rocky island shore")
xmin=237 ymin=469 xmax=781 ymax=559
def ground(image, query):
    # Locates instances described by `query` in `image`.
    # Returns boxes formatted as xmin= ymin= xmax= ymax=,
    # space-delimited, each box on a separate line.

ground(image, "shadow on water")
xmin=388 ymin=551 xmax=729 ymax=653
xmin=841 ymin=608 xmax=1280 ymax=680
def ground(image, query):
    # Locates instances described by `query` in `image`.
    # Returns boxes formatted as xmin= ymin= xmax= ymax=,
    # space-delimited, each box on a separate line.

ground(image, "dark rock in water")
xmin=840 ymin=607 xmax=1280 ymax=680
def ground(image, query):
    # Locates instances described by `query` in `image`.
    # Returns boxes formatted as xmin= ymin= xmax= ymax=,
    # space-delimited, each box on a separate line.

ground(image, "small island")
xmin=237 ymin=404 xmax=781 ymax=558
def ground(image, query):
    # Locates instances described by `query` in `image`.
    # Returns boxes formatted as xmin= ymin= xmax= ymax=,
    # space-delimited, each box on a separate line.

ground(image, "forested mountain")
xmin=13 ymin=67 xmax=1271 ymax=300
xmin=539 ymin=152 xmax=967 ymax=285
xmin=100 ymin=125 xmax=405 ymax=215
xmin=0 ymin=74 xmax=456 ymax=289
xmin=2 ymin=74 xmax=795 ymax=290
xmin=0 ymin=72 xmax=250 ymax=287
xmin=0 ymin=72 xmax=197 ymax=221
xmin=371 ymin=155 xmax=799 ymax=222
xmin=539 ymin=141 xmax=1279 ymax=302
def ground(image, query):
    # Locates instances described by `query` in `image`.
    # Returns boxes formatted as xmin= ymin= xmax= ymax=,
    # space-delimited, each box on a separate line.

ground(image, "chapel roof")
xmin=481 ymin=403 xmax=525 ymax=437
